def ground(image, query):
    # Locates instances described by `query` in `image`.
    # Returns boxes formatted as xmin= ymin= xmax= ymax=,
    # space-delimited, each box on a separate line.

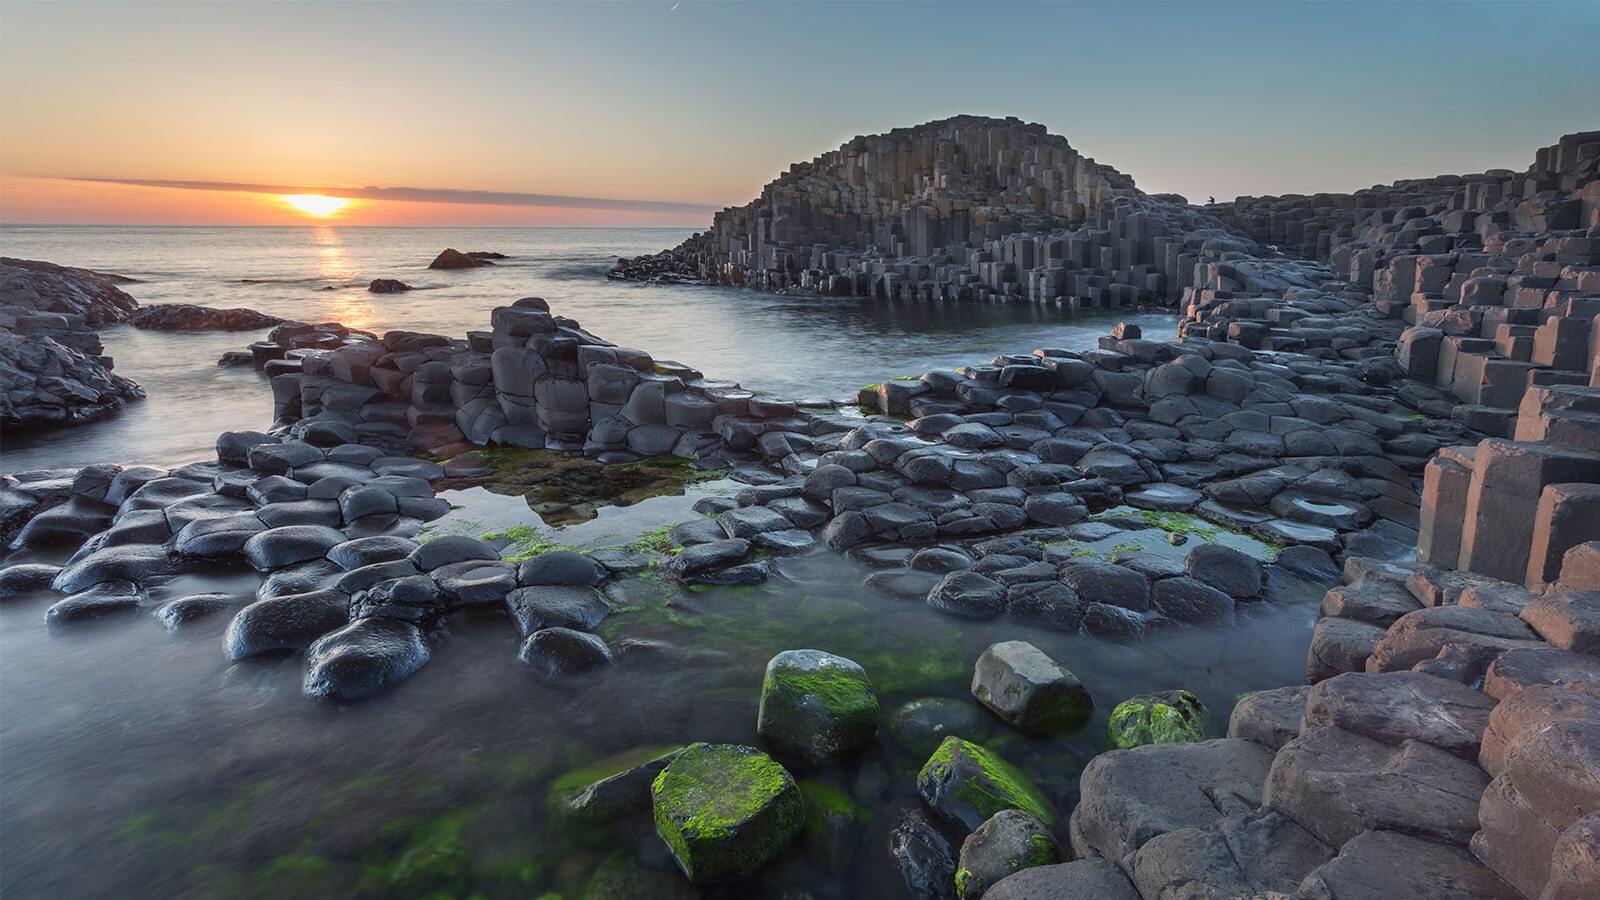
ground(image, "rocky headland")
xmin=3 ymin=119 xmax=1598 ymax=897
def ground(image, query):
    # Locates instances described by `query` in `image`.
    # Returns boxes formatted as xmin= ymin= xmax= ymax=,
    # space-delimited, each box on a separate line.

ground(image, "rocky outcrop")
xmin=0 ymin=329 xmax=143 ymax=427
xmin=615 ymin=115 xmax=1261 ymax=309
xmin=128 ymin=303 xmax=284 ymax=331
xmin=428 ymin=248 xmax=494 ymax=270
xmin=0 ymin=257 xmax=139 ymax=325
xmin=368 ymin=278 xmax=413 ymax=293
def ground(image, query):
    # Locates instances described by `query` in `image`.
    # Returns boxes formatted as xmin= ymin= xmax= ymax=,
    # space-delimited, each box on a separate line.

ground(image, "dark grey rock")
xmin=519 ymin=627 xmax=614 ymax=680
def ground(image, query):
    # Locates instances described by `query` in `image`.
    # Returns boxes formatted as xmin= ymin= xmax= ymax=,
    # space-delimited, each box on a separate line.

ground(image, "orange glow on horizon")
xmin=281 ymin=194 xmax=350 ymax=217
xmin=0 ymin=176 xmax=710 ymax=227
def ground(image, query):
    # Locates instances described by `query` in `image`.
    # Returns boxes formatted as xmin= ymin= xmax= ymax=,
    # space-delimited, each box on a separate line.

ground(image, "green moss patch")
xmin=1107 ymin=689 xmax=1207 ymax=749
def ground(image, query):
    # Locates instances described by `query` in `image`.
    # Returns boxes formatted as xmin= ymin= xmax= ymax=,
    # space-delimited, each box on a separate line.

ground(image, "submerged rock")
xmin=756 ymin=649 xmax=880 ymax=765
xmin=890 ymin=697 xmax=990 ymax=756
xmin=916 ymin=736 xmax=1058 ymax=833
xmin=45 ymin=580 xmax=141 ymax=626
xmin=1107 ymin=689 xmax=1208 ymax=749
xmin=650 ymin=742 xmax=804 ymax=882
xmin=518 ymin=626 xmax=613 ymax=680
xmin=154 ymin=592 xmax=237 ymax=630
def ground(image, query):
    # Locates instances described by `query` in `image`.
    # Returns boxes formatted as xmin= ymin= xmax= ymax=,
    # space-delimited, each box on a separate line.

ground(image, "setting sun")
xmin=281 ymin=193 xmax=348 ymax=217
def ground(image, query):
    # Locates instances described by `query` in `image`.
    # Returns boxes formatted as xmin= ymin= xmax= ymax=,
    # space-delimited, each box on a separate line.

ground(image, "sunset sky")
xmin=2 ymin=1 xmax=1597 ymax=227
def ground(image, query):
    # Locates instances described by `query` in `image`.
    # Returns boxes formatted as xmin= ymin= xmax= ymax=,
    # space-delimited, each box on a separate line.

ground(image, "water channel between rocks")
xmin=0 ymin=449 xmax=1325 ymax=898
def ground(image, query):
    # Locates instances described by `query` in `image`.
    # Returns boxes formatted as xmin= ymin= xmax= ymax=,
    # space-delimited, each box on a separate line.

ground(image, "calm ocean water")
xmin=1 ymin=225 xmax=1174 ymax=472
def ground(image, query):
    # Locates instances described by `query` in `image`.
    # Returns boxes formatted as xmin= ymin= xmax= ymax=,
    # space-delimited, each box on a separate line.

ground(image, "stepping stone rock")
xmin=1263 ymin=725 xmax=1488 ymax=848
xmin=1319 ymin=580 xmax=1423 ymax=627
xmin=1130 ymin=808 xmax=1333 ymax=900
xmin=1227 ymin=685 xmax=1309 ymax=751
xmin=716 ymin=505 xmax=791 ymax=539
xmin=1303 ymin=670 xmax=1495 ymax=758
xmin=45 ymin=581 xmax=141 ymax=626
xmin=0 ymin=563 xmax=62 ymax=596
xmin=1306 ymin=616 xmax=1386 ymax=683
xmin=1151 ymin=576 xmax=1236 ymax=625
xmin=1073 ymin=738 xmax=1273 ymax=868
xmin=1520 ymin=591 xmax=1600 ymax=654
xmin=666 ymin=538 xmax=750 ymax=578
xmin=927 ymin=571 xmax=1008 ymax=619
xmin=224 ymin=589 xmax=349 ymax=660
xmin=864 ymin=568 xmax=941 ymax=598
xmin=889 ymin=697 xmax=990 ymax=756
xmin=756 ymin=649 xmax=879 ymax=765
xmin=955 ymin=809 xmax=1061 ymax=900
xmin=984 ymin=859 xmax=1141 ymax=900
xmin=651 ymin=742 xmax=804 ymax=882
xmin=1297 ymin=829 xmax=1518 ymax=900
xmin=242 ymin=525 xmax=346 ymax=572
xmin=153 ymin=592 xmax=236 ymax=630
xmin=408 ymin=535 xmax=499 ymax=572
xmin=326 ymin=536 xmax=418 ymax=571
xmin=1108 ymin=689 xmax=1207 ymax=749
xmin=1060 ymin=560 xmax=1152 ymax=612
xmin=517 ymin=550 xmax=606 ymax=587
xmin=432 ymin=561 xmax=515 ymax=607
xmin=303 ymin=616 xmax=430 ymax=701
xmin=970 ymin=640 xmax=1092 ymax=734
xmin=1005 ymin=581 xmax=1084 ymax=632
xmin=519 ymin=627 xmax=613 ymax=680
xmin=917 ymin=736 xmax=1058 ymax=834
xmin=1185 ymin=544 xmax=1262 ymax=599
xmin=50 ymin=543 xmax=176 ymax=594
xmin=171 ymin=513 xmax=268 ymax=559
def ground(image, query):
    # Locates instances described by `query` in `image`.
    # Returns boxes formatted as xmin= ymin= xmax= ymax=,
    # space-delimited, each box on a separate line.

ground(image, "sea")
xmin=0 ymin=225 xmax=1176 ymax=473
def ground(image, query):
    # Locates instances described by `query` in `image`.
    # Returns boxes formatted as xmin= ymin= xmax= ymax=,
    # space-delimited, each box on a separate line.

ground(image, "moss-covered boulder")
xmin=651 ymin=743 xmax=804 ymax=882
xmin=890 ymin=697 xmax=991 ymax=756
xmin=547 ymin=745 xmax=684 ymax=824
xmin=916 ymin=737 xmax=1058 ymax=834
xmin=970 ymin=640 xmax=1093 ymax=734
xmin=1106 ymin=689 xmax=1207 ymax=749
xmin=756 ymin=649 xmax=880 ymax=765
xmin=955 ymin=808 xmax=1062 ymax=900
xmin=799 ymin=779 xmax=865 ymax=874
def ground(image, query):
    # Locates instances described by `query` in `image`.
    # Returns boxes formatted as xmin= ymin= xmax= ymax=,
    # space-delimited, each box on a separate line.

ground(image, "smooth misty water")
xmin=0 ymin=225 xmax=1301 ymax=900
xmin=1 ymin=225 xmax=1175 ymax=473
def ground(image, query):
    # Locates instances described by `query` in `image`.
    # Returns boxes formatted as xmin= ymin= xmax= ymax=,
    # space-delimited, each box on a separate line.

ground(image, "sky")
xmin=2 ymin=0 xmax=1597 ymax=227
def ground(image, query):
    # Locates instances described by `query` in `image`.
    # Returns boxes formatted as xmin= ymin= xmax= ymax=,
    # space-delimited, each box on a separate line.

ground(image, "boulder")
xmin=1108 ymin=689 xmax=1207 ymax=748
xmin=889 ymin=697 xmax=990 ymax=757
xmin=1227 ymin=685 xmax=1308 ymax=751
xmin=927 ymin=571 xmax=1008 ymax=618
xmin=1297 ymin=829 xmax=1518 ymax=900
xmin=756 ymin=649 xmax=879 ymax=765
xmin=548 ymin=746 xmax=684 ymax=824
xmin=518 ymin=627 xmax=613 ymax=680
xmin=889 ymin=810 xmax=958 ymax=900
xmin=955 ymin=809 xmax=1061 ymax=900
xmin=970 ymin=640 xmax=1093 ymax=734
xmin=223 ymin=589 xmax=349 ymax=659
xmin=650 ymin=743 xmax=804 ymax=882
xmin=984 ymin=859 xmax=1141 ymax=900
xmin=517 ymin=550 xmax=607 ymax=587
xmin=428 ymin=248 xmax=491 ymax=269
xmin=1185 ymin=544 xmax=1262 ymax=598
xmin=917 ymin=736 xmax=1058 ymax=834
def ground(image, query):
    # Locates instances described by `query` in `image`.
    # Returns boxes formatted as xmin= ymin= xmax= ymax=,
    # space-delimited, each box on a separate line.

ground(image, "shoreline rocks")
xmin=1 ymin=257 xmax=139 ymax=325
xmin=128 ymin=303 xmax=284 ymax=331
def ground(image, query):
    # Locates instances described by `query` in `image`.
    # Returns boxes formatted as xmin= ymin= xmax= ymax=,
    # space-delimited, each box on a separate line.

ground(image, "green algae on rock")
xmin=579 ymin=850 xmax=699 ymax=900
xmin=650 ymin=743 xmax=804 ymax=882
xmin=756 ymin=649 xmax=880 ymax=765
xmin=916 ymin=736 xmax=1059 ymax=833
xmin=954 ymin=808 xmax=1063 ymax=900
xmin=1106 ymin=689 xmax=1207 ymax=749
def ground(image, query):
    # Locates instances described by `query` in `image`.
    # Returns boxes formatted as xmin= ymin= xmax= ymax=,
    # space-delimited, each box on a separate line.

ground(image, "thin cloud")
xmin=62 ymin=177 xmax=723 ymax=215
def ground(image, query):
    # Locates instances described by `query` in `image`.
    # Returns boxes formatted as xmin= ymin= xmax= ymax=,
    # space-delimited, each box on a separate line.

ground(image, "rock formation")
xmin=615 ymin=115 xmax=1257 ymax=308
xmin=428 ymin=248 xmax=495 ymax=270
xmin=0 ymin=257 xmax=140 ymax=325
xmin=128 ymin=303 xmax=284 ymax=331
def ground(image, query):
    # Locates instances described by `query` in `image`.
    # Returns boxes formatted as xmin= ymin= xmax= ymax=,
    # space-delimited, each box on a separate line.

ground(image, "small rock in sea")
xmin=303 ymin=616 xmax=431 ymax=701
xmin=217 ymin=350 xmax=256 ymax=366
xmin=518 ymin=626 xmax=613 ymax=680
xmin=367 ymin=278 xmax=413 ymax=293
xmin=955 ymin=808 xmax=1063 ymax=900
xmin=756 ymin=649 xmax=880 ymax=765
xmin=1107 ymin=689 xmax=1207 ymax=749
xmin=428 ymin=248 xmax=493 ymax=270
xmin=547 ymin=745 xmax=684 ymax=824
xmin=651 ymin=742 xmax=804 ymax=882
xmin=970 ymin=640 xmax=1093 ymax=734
